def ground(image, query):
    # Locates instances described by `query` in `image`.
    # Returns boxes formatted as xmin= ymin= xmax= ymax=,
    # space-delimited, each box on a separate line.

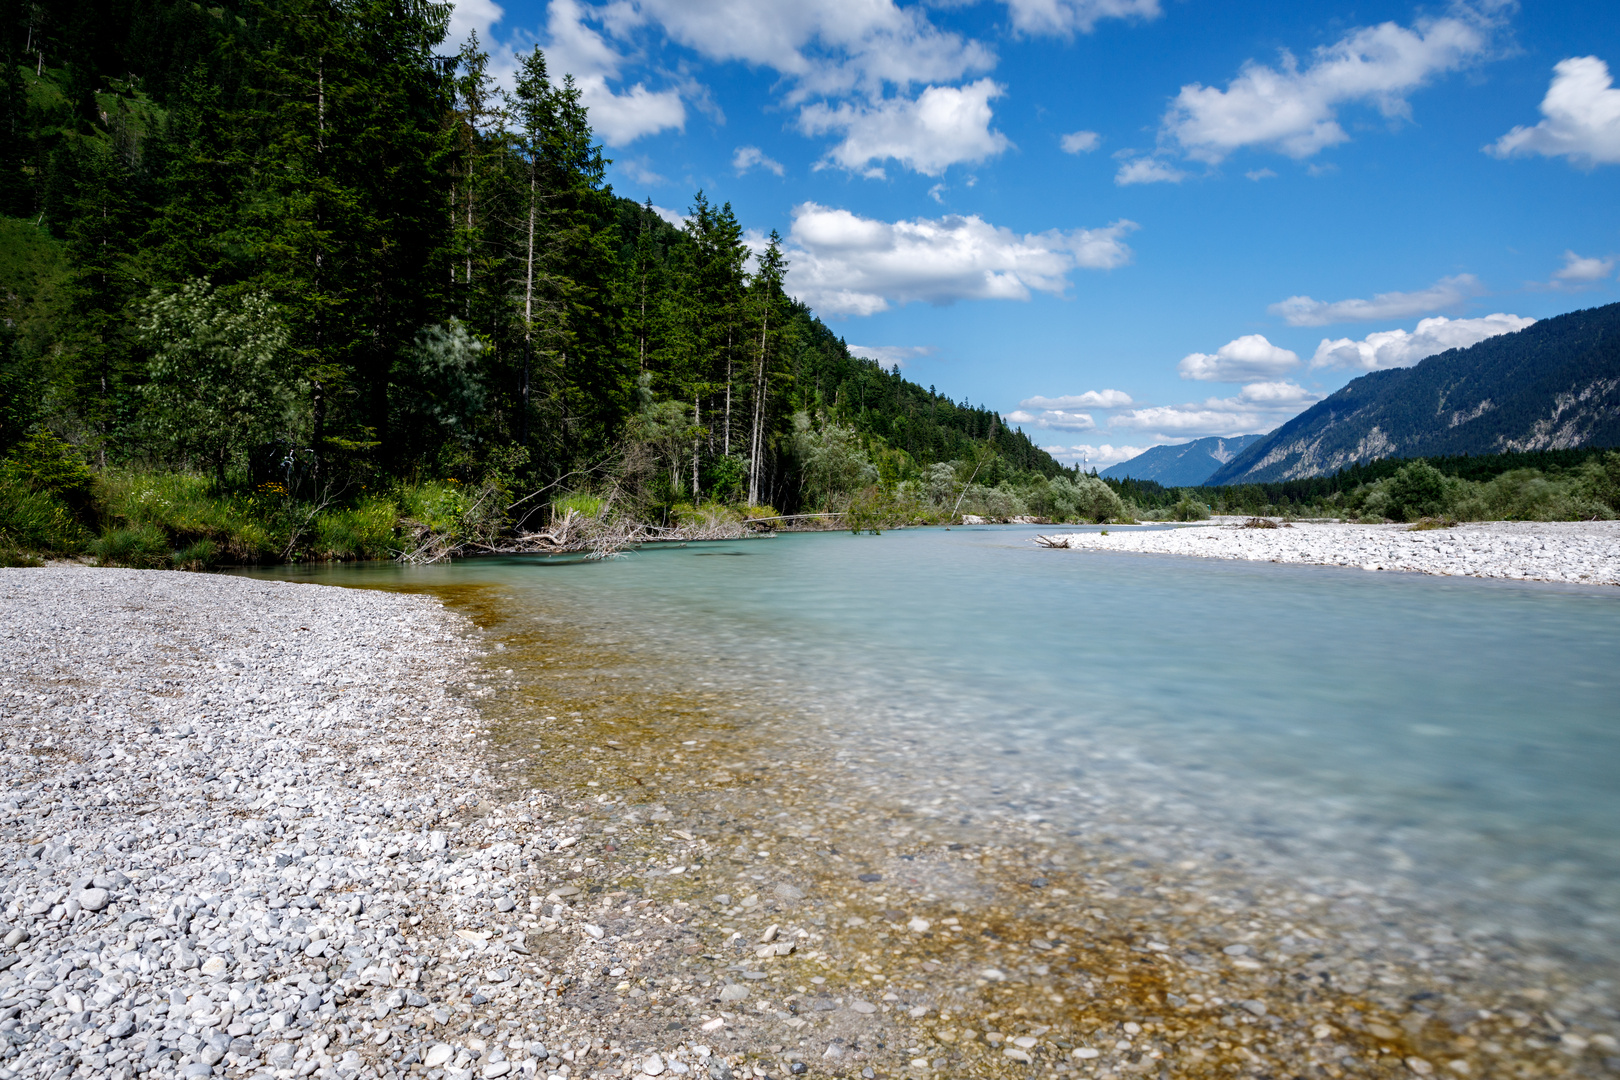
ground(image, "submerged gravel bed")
xmin=1033 ymin=520 xmax=1620 ymax=585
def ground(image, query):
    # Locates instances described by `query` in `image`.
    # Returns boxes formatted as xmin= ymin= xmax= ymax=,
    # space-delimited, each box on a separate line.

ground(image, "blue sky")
xmin=450 ymin=0 xmax=1620 ymax=466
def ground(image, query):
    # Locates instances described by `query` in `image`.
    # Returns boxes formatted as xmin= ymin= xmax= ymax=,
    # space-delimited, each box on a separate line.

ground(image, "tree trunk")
xmin=748 ymin=306 xmax=768 ymax=505
xmin=310 ymin=379 xmax=325 ymax=489
xmin=521 ymin=166 xmax=537 ymax=445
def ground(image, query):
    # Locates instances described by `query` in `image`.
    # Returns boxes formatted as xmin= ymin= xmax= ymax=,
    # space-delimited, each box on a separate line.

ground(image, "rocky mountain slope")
xmin=1207 ymin=302 xmax=1620 ymax=485
xmin=1100 ymin=434 xmax=1265 ymax=486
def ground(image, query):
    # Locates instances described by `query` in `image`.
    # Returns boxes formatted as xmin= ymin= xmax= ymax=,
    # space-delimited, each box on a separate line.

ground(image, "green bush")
xmin=0 ymin=547 xmax=43 ymax=567
xmin=1171 ymin=495 xmax=1211 ymax=521
xmin=1072 ymin=474 xmax=1129 ymax=523
xmin=1384 ymin=462 xmax=1450 ymax=521
xmin=1575 ymin=451 xmax=1620 ymax=513
xmin=98 ymin=470 xmax=284 ymax=563
xmin=0 ymin=432 xmax=93 ymax=505
xmin=1455 ymin=469 xmax=1613 ymax=522
xmin=702 ymin=455 xmax=746 ymax=502
xmin=0 ymin=485 xmax=87 ymax=554
xmin=174 ymin=539 xmax=220 ymax=570
xmin=552 ymin=492 xmax=606 ymax=521
xmin=311 ymin=497 xmax=399 ymax=559
xmin=0 ymin=433 xmax=93 ymax=559
xmin=90 ymin=525 xmax=172 ymax=568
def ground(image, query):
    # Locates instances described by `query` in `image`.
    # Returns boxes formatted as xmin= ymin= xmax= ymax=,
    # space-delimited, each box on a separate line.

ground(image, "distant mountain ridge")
xmin=1100 ymin=434 xmax=1266 ymax=486
xmin=1207 ymin=302 xmax=1620 ymax=485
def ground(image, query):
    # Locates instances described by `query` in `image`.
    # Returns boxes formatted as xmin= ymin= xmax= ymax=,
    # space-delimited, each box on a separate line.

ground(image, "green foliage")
xmin=174 ymin=539 xmax=221 ymax=570
xmin=309 ymin=499 xmax=399 ymax=560
xmin=136 ymin=280 xmax=293 ymax=483
xmin=0 ymin=433 xmax=93 ymax=558
xmin=552 ymin=492 xmax=607 ymax=520
xmin=89 ymin=524 xmax=172 ymax=569
xmin=703 ymin=455 xmax=747 ymax=502
xmin=1171 ymin=494 xmax=1212 ymax=521
xmin=1382 ymin=462 xmax=1451 ymax=522
xmin=393 ymin=321 xmax=487 ymax=453
xmin=792 ymin=413 xmax=878 ymax=509
xmin=97 ymin=471 xmax=280 ymax=562
xmin=845 ymin=486 xmax=900 ymax=534
xmin=1452 ymin=469 xmax=1613 ymax=522
xmin=1 ymin=432 xmax=94 ymax=503
xmin=0 ymin=485 xmax=87 ymax=556
xmin=1071 ymin=475 xmax=1129 ymax=523
xmin=0 ymin=218 xmax=72 ymax=450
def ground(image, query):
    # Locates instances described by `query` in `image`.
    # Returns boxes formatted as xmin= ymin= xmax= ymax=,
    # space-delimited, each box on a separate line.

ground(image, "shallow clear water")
xmin=259 ymin=525 xmax=1620 ymax=975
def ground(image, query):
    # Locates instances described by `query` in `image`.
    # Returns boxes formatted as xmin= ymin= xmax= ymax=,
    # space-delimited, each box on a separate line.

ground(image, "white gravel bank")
xmin=1033 ymin=519 xmax=1620 ymax=585
xmin=0 ymin=569 xmax=739 ymax=1080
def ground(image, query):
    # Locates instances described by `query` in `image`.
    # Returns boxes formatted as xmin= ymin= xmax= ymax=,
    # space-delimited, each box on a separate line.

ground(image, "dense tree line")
xmin=0 ymin=0 xmax=1066 ymax=530
xmin=1109 ymin=445 xmax=1620 ymax=522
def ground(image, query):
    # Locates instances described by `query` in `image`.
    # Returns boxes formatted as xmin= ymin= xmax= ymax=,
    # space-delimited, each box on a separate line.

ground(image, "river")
xmin=255 ymin=524 xmax=1620 ymax=1075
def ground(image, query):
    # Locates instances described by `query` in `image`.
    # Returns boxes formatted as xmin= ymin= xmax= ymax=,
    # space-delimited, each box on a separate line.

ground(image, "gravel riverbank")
xmin=1032 ymin=520 xmax=1620 ymax=585
xmin=0 ymin=568 xmax=747 ymax=1080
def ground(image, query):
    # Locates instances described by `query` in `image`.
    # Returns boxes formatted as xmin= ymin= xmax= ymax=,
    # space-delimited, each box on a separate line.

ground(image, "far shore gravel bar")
xmin=1034 ymin=519 xmax=1620 ymax=585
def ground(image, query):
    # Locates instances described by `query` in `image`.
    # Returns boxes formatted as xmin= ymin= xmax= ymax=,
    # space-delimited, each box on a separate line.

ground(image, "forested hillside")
xmin=0 ymin=0 xmax=1077 ymax=563
xmin=1207 ymin=302 xmax=1620 ymax=485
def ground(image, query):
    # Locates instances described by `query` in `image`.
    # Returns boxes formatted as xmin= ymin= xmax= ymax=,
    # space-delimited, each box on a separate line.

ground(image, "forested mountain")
xmin=1099 ymin=434 xmax=1263 ymax=486
xmin=1207 ymin=302 xmax=1620 ymax=485
xmin=0 ymin=0 xmax=1065 ymax=529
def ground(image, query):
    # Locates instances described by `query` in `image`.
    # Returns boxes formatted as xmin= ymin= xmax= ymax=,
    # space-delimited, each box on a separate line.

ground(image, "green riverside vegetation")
xmin=1109 ymin=446 xmax=1620 ymax=524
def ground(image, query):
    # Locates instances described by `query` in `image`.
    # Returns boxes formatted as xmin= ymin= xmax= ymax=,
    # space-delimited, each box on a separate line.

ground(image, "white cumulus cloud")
xmin=733 ymin=146 xmax=786 ymax=176
xmin=539 ymin=0 xmax=686 ymax=145
xmin=1163 ymin=15 xmax=1488 ymax=163
xmin=630 ymin=0 xmax=994 ymax=101
xmin=448 ymin=0 xmax=505 ymax=46
xmin=650 ymin=204 xmax=689 ymax=227
xmin=1268 ymin=274 xmax=1483 ymax=327
xmin=1310 ymin=313 xmax=1537 ymax=371
xmin=1552 ymin=249 xmax=1616 ymax=284
xmin=848 ymin=344 xmax=935 ymax=367
xmin=1177 ymin=334 xmax=1300 ymax=382
xmin=1114 ymin=156 xmax=1186 ymax=185
xmin=1019 ymin=390 xmax=1134 ymax=409
xmin=1487 ymin=56 xmax=1620 ymax=167
xmin=782 ymin=203 xmax=1137 ymax=315
xmin=800 ymin=79 xmax=1012 ymax=176
xmin=1109 ymin=381 xmax=1320 ymax=440
xmin=1060 ymin=130 xmax=1101 ymax=154
xmin=1001 ymin=0 xmax=1161 ymax=37
xmin=1006 ymin=409 xmax=1096 ymax=431
xmin=1043 ymin=443 xmax=1150 ymax=467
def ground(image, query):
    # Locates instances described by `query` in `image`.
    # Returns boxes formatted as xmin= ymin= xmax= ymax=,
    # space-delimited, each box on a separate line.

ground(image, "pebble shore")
xmin=1032 ymin=520 xmax=1620 ymax=585
xmin=0 ymin=568 xmax=743 ymax=1080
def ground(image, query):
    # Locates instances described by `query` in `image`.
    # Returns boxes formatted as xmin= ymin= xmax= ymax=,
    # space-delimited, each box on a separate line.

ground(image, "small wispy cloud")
xmin=732 ymin=145 xmax=786 ymax=176
xmin=1060 ymin=130 xmax=1101 ymax=154
xmin=848 ymin=344 xmax=935 ymax=367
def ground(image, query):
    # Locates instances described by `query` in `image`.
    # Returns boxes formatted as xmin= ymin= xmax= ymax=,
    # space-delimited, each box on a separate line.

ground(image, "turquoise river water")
xmin=259 ymin=524 xmax=1620 ymax=1006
